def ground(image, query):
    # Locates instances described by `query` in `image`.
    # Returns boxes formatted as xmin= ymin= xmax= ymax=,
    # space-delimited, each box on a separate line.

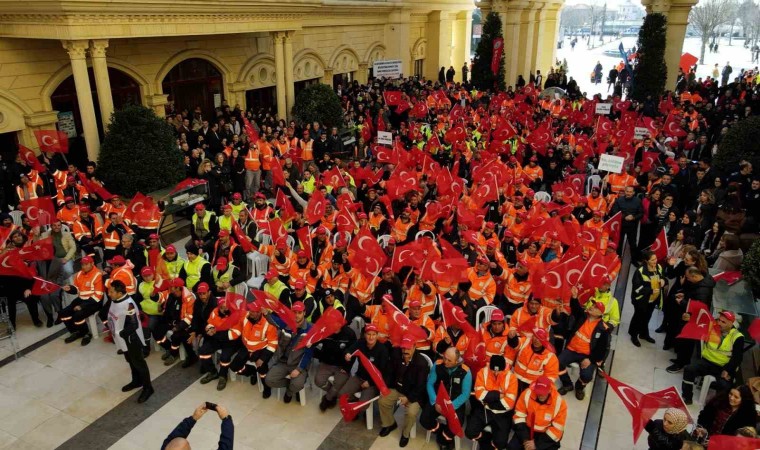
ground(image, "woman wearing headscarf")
xmin=645 ymin=408 xmax=691 ymax=450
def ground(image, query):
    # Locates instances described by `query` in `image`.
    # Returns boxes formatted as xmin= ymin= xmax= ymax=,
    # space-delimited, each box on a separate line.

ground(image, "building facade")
xmin=0 ymin=0 xmax=474 ymax=162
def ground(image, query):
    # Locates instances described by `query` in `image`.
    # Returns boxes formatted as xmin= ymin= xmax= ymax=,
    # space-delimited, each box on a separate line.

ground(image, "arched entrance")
xmin=162 ymin=58 xmax=224 ymax=119
xmin=51 ymin=67 xmax=141 ymax=163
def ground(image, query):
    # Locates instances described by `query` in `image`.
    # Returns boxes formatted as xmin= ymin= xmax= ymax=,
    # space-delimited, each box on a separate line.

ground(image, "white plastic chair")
xmin=245 ymin=252 xmax=269 ymax=288
xmin=286 ymin=235 xmax=296 ymax=250
xmin=533 ymin=191 xmax=551 ymax=203
xmin=377 ymin=234 xmax=392 ymax=248
xmin=586 ymin=175 xmax=602 ymax=194
xmin=61 ymin=223 xmax=71 ymax=233
xmin=9 ymin=210 xmax=23 ymax=226
xmin=255 ymin=230 xmax=273 ymax=246
xmin=698 ymin=375 xmax=717 ymax=405
xmin=475 ymin=305 xmax=500 ymax=331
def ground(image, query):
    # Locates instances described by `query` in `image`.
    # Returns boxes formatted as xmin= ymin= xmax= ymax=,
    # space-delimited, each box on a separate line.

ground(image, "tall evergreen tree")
xmin=631 ymin=13 xmax=667 ymax=101
xmin=471 ymin=12 xmax=506 ymax=91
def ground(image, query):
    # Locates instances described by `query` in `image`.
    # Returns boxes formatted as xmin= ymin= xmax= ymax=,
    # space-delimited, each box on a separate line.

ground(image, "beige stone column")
xmin=357 ymin=63 xmax=369 ymax=85
xmin=323 ymin=69 xmax=334 ymax=86
xmin=272 ymin=32 xmax=287 ymax=121
xmin=146 ymin=94 xmax=169 ymax=118
xmin=535 ymin=4 xmax=561 ymax=75
xmin=283 ymin=31 xmax=296 ymax=119
xmin=501 ymin=2 xmax=528 ymax=87
xmin=451 ymin=12 xmax=468 ymax=81
xmin=522 ymin=3 xmax=542 ymax=76
xmin=63 ymin=40 xmax=100 ymax=162
xmin=664 ymin=1 xmax=696 ymax=90
xmin=89 ymin=39 xmax=114 ymax=128
xmin=425 ymin=11 xmax=454 ymax=81
xmin=384 ymin=9 xmax=412 ymax=78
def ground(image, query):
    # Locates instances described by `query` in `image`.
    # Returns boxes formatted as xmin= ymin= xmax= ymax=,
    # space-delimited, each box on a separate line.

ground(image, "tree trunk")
xmin=729 ymin=22 xmax=734 ymax=45
xmin=700 ymin=37 xmax=708 ymax=63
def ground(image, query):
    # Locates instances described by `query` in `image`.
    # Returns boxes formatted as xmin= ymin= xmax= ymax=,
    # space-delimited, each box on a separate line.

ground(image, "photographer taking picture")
xmin=161 ymin=402 xmax=234 ymax=450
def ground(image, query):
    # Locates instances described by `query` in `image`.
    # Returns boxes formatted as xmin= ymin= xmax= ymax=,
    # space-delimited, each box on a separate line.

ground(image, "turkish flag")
xmin=295 ymin=307 xmax=346 ymax=350
xmin=438 ymin=237 xmax=463 ymax=259
xmin=348 ymin=228 xmax=387 ymax=277
xmin=456 ymin=203 xmax=486 ymax=230
xmin=32 ymin=276 xmax=61 ymax=296
xmin=537 ymin=257 xmax=571 ymax=303
xmin=353 ymin=350 xmax=390 ymax=395
xmin=663 ymin=113 xmax=687 ymax=138
xmin=391 ymin=242 xmax=424 ymax=271
xmin=242 ymin=117 xmax=260 ymax=143
xmin=271 ymin=160 xmax=287 ymax=188
xmin=444 ymin=125 xmax=466 ymax=144
xmin=275 ymin=190 xmax=297 ymax=223
xmin=339 ymin=394 xmax=379 ymax=422
xmin=322 ymin=167 xmax=346 ymax=190
xmin=169 ymin=177 xmax=207 ymax=195
xmin=708 ymin=435 xmax=760 ymax=450
xmin=440 ymin=298 xmax=477 ymax=337
xmin=34 ymin=130 xmax=69 ymax=153
xmin=471 ymin=176 xmax=499 ymax=208
xmin=677 ymin=300 xmax=719 ymax=341
xmin=579 ymin=251 xmax=610 ymax=291
xmin=304 ymin=189 xmax=327 ymax=224
xmin=17 ymin=145 xmax=48 ymax=173
xmin=491 ymin=37 xmax=504 ymax=75
xmin=595 ymin=116 xmax=614 ymax=136
xmin=600 ymin=371 xmax=647 ymax=440
xmin=712 ymin=271 xmax=742 ymax=285
xmin=449 ymin=104 xmax=465 ymax=122
xmin=492 ymin=123 xmax=517 ymax=141
xmin=375 ymin=146 xmax=396 ymax=164
xmin=650 ymin=228 xmax=668 ymax=262
xmin=749 ymin=318 xmax=760 ymax=343
xmin=228 ymin=219 xmax=254 ymax=253
xmin=385 ymin=172 xmax=418 ymax=200
xmin=250 ymin=289 xmax=298 ymax=332
xmin=336 ymin=206 xmax=357 ymax=234
xmin=383 ymin=91 xmax=402 ymax=106
xmin=436 ymin=168 xmax=462 ymax=197
xmin=463 ymin=336 xmax=488 ymax=374
xmin=18 ymin=237 xmax=54 ymax=261
xmin=382 ymin=297 xmax=428 ymax=346
xmin=264 ymin=218 xmax=289 ymax=249
xmin=19 ymin=196 xmax=56 ymax=226
xmin=409 ymin=101 xmax=429 ymax=119
xmin=435 ymin=382 xmax=464 ymax=437
xmin=420 ymin=257 xmax=469 ymax=284
xmin=123 ymin=192 xmax=155 ymax=224
xmin=641 ymin=151 xmax=660 ymax=173
xmin=0 ymin=250 xmax=36 ymax=278
xmin=603 ymin=212 xmax=623 ymax=247
xmin=75 ymin=172 xmax=112 ymax=201
xmin=295 ymin=227 xmax=313 ymax=261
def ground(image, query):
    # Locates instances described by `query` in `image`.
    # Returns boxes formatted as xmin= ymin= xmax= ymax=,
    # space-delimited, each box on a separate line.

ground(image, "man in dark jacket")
xmin=315 ymin=324 xmax=357 ymax=410
xmin=557 ymin=288 xmax=611 ymax=400
xmin=313 ymin=131 xmax=330 ymax=163
xmin=610 ymin=186 xmax=644 ymax=261
xmin=161 ymin=403 xmax=233 ymax=450
xmin=666 ymin=268 xmax=716 ymax=373
xmin=339 ymin=324 xmax=390 ymax=405
xmin=378 ymin=336 xmax=430 ymax=446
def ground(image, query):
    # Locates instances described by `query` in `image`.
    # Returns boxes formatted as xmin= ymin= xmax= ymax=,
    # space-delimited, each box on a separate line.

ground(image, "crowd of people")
xmin=1 ymin=56 xmax=759 ymax=449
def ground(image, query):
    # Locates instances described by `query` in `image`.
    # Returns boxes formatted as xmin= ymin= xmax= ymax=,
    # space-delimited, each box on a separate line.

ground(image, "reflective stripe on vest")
xmin=702 ymin=328 xmax=742 ymax=366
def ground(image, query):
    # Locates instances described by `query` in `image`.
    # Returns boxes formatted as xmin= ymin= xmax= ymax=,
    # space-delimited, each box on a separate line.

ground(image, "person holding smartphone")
xmin=161 ymin=403 xmax=233 ymax=450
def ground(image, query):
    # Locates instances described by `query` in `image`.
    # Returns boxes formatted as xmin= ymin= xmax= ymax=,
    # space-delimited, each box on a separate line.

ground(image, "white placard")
xmin=634 ymin=127 xmax=650 ymax=140
xmin=377 ymin=131 xmax=393 ymax=145
xmin=373 ymin=60 xmax=403 ymax=79
xmin=57 ymin=111 xmax=77 ymax=138
xmin=595 ymin=103 xmax=612 ymax=114
xmin=214 ymin=93 xmax=222 ymax=108
xmin=598 ymin=154 xmax=625 ymax=173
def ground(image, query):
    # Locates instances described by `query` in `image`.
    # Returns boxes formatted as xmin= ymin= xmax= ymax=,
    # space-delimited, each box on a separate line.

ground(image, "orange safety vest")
xmin=432 ymin=326 xmax=470 ymax=354
xmin=241 ymin=316 xmax=278 ymax=353
xmin=467 ymin=268 xmax=496 ymax=305
xmin=586 ymin=195 xmax=607 ymax=212
xmin=260 ymin=144 xmax=273 ymax=171
xmin=509 ymin=305 xmax=554 ymax=335
xmin=474 ymin=366 xmax=518 ymax=413
xmin=57 ymin=206 xmax=80 ymax=226
xmin=73 ymin=267 xmax=104 ymax=301
xmin=71 ymin=218 xmax=94 ymax=241
xmin=102 ymin=202 xmax=127 ymax=218
xmin=512 ymin=337 xmax=560 ymax=384
xmin=348 ymin=270 xmax=376 ymax=304
xmin=251 ymin=206 xmax=273 ymax=227
xmin=161 ymin=288 xmax=196 ymax=326
xmin=245 ymin=148 xmax=262 ymax=171
xmin=206 ymin=307 xmax=243 ymax=341
xmin=513 ymin=387 xmax=567 ymax=442
xmin=566 ymin=318 xmax=601 ymax=355
xmin=523 ymin=165 xmax=543 ymax=182
xmin=607 ymin=173 xmax=636 ymax=195
xmin=391 ymin=219 xmax=413 ymax=242
xmin=404 ymin=282 xmax=437 ymax=317
xmin=365 ymin=305 xmax=391 ymax=343
xmin=101 ymin=222 xmax=133 ymax=250
xmin=289 ymin=262 xmax=320 ymax=293
xmin=300 ymin=139 xmax=314 ymax=161
xmin=322 ymin=267 xmax=349 ymax=293
xmin=504 ymin=270 xmax=532 ymax=306
xmin=407 ymin=312 xmax=434 ymax=350
xmin=481 ymin=323 xmax=508 ymax=356
xmin=106 ymin=266 xmax=137 ymax=295
xmin=16 ymin=182 xmax=39 ymax=201
xmin=260 ymin=244 xmax=292 ymax=276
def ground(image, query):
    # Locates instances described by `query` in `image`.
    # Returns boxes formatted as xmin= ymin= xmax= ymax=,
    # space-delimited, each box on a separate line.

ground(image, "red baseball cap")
xmin=357 ymin=212 xmax=368 ymax=219
xmin=196 ymin=282 xmax=210 ymax=293
xmin=382 ymin=267 xmax=393 ymax=274
xmin=222 ymin=204 xmax=232 ymax=211
xmin=291 ymin=301 xmax=306 ymax=312
xmin=409 ymin=300 xmax=422 ymax=308
xmin=400 ymin=336 xmax=415 ymax=349
xmin=149 ymin=233 xmax=159 ymax=240
xmin=247 ymin=301 xmax=262 ymax=312
xmin=490 ymin=310 xmax=505 ymax=322
xmin=195 ymin=203 xmax=206 ymax=211
xmin=215 ymin=257 xmax=228 ymax=269
xmin=365 ymin=324 xmax=379 ymax=333
xmin=485 ymin=221 xmax=495 ymax=229
xmin=316 ymin=226 xmax=328 ymax=235
xmin=64 ymin=196 xmax=74 ymax=203
xmin=171 ymin=278 xmax=185 ymax=288
xmin=165 ymin=244 xmax=177 ymax=253
xmin=297 ymin=250 xmax=308 ymax=259
xmin=532 ymin=376 xmax=553 ymax=396
xmin=232 ymin=192 xmax=242 ymax=200
xmin=79 ymin=205 xmax=90 ymax=213
xmin=81 ymin=255 xmax=94 ymax=264
xmin=218 ymin=230 xmax=230 ymax=237
xmin=254 ymin=192 xmax=266 ymax=200
xmin=264 ymin=268 xmax=279 ymax=280
xmin=592 ymin=301 xmax=606 ymax=314
xmin=294 ymin=280 xmax=306 ymax=290
xmin=140 ymin=266 xmax=155 ymax=277
xmin=720 ymin=311 xmax=736 ymax=323
xmin=108 ymin=255 xmax=126 ymax=266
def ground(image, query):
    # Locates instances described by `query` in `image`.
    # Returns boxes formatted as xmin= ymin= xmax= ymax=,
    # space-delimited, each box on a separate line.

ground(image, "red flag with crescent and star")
xmin=34 ymin=130 xmax=69 ymax=154
xmin=382 ymin=297 xmax=428 ymax=347
xmin=420 ymin=257 xmax=469 ymax=284
xmin=0 ymin=249 xmax=36 ymax=278
xmin=19 ymin=196 xmax=57 ymax=227
xmin=603 ymin=212 xmax=623 ymax=247
xmin=491 ymin=38 xmax=504 ymax=75
xmin=440 ymin=298 xmax=477 ymax=337
xmin=294 ymin=306 xmax=346 ymax=350
xmin=168 ymin=177 xmax=207 ymax=195
xmin=250 ymin=289 xmax=298 ymax=332
xmin=32 ymin=276 xmax=61 ymax=296
xmin=650 ymin=228 xmax=668 ymax=262
xmin=275 ymin=190 xmax=297 ymax=224
xmin=339 ymin=393 xmax=380 ymax=422
xmin=17 ymin=145 xmax=48 ymax=173
xmin=348 ymin=228 xmax=387 ymax=277
xmin=677 ymin=300 xmax=720 ymax=342
xmin=352 ymin=350 xmax=390 ymax=395
xmin=18 ymin=237 xmax=54 ymax=261
xmin=304 ymin=189 xmax=327 ymax=224
xmin=123 ymin=192 xmax=155 ymax=224
xmin=707 ymin=435 xmax=760 ymax=450
xmin=435 ymin=382 xmax=465 ymax=437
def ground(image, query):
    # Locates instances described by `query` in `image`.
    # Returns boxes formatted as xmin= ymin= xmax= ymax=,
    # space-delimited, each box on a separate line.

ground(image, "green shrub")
xmin=98 ymin=105 xmax=184 ymax=198
xmin=741 ymin=239 xmax=760 ymax=296
xmin=713 ymin=116 xmax=760 ymax=174
xmin=292 ymin=83 xmax=343 ymax=128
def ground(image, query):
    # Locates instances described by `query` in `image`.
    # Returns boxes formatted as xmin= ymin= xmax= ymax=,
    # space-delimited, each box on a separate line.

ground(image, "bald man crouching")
xmin=161 ymin=403 xmax=233 ymax=450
